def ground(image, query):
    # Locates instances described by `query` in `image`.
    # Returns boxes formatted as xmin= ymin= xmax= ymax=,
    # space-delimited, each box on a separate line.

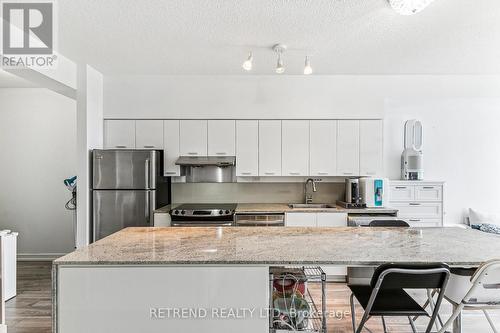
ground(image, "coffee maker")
xmin=337 ymin=178 xmax=366 ymax=209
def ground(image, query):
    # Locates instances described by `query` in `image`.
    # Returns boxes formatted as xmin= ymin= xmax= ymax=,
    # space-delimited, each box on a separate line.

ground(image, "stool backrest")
xmin=466 ymin=259 xmax=500 ymax=304
xmin=369 ymin=220 xmax=410 ymax=227
xmin=371 ymin=263 xmax=450 ymax=290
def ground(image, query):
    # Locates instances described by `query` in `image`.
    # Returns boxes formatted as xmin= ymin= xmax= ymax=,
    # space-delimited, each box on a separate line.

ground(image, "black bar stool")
xmin=349 ymin=263 xmax=450 ymax=333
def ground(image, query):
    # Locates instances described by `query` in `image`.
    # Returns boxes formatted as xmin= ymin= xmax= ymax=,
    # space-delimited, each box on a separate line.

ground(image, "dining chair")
xmin=437 ymin=259 xmax=500 ymax=333
xmin=349 ymin=263 xmax=450 ymax=333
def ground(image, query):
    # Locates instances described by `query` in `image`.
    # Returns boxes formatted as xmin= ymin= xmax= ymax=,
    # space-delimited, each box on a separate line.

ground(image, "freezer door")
xmin=93 ymin=190 xmax=155 ymax=241
xmin=93 ymin=150 xmax=158 ymax=189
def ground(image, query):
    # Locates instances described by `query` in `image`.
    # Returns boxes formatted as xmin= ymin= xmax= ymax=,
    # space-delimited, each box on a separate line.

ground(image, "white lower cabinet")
xmin=285 ymin=212 xmax=348 ymax=278
xmin=389 ymin=181 xmax=445 ymax=227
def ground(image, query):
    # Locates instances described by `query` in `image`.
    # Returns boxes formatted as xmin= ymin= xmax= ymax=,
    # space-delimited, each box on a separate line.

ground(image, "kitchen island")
xmin=54 ymin=227 xmax=500 ymax=333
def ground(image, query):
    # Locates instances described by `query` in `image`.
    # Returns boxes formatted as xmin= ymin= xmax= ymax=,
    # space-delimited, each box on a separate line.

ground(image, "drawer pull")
xmin=115 ymin=145 xmax=127 ymax=148
xmin=165 ymin=172 xmax=177 ymax=175
xmin=240 ymin=172 xmax=252 ymax=175
xmin=343 ymin=172 xmax=353 ymax=175
xmin=215 ymin=152 xmax=226 ymax=155
xmin=143 ymin=145 xmax=155 ymax=148
xmin=187 ymin=152 xmax=198 ymax=155
xmin=289 ymin=172 xmax=300 ymax=175
xmin=317 ymin=172 xmax=329 ymax=175
xmin=409 ymin=219 xmax=421 ymax=222
xmin=395 ymin=186 xmax=407 ymax=189
xmin=264 ymin=172 xmax=275 ymax=175
xmin=422 ymin=186 xmax=435 ymax=189
xmin=409 ymin=203 xmax=421 ymax=206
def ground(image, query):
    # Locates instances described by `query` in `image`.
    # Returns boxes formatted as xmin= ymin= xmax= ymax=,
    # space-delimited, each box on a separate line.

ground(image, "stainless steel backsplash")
xmin=172 ymin=182 xmax=345 ymax=204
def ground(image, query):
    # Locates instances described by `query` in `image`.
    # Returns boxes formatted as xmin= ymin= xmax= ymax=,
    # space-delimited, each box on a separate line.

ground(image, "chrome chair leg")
xmin=350 ymin=293 xmax=356 ymax=333
xmin=408 ymin=316 xmax=418 ymax=333
xmin=483 ymin=310 xmax=499 ymax=333
xmin=381 ymin=316 xmax=388 ymax=333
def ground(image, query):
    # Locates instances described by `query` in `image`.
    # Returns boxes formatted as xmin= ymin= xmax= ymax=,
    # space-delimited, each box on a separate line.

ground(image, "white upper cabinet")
xmin=236 ymin=120 xmax=259 ymax=176
xmin=207 ymin=120 xmax=236 ymax=156
xmin=259 ymin=120 xmax=282 ymax=176
xmin=337 ymin=120 xmax=360 ymax=176
xmin=163 ymin=120 xmax=180 ymax=176
xmin=135 ymin=120 xmax=163 ymax=149
xmin=310 ymin=120 xmax=337 ymax=176
xmin=104 ymin=120 xmax=135 ymax=149
xmin=282 ymin=120 xmax=309 ymax=176
xmin=179 ymin=120 xmax=207 ymax=156
xmin=359 ymin=120 xmax=383 ymax=176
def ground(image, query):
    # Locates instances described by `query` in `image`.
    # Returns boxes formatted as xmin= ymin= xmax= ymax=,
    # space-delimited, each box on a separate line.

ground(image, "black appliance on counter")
xmin=337 ymin=178 xmax=366 ymax=209
xmin=169 ymin=203 xmax=236 ymax=227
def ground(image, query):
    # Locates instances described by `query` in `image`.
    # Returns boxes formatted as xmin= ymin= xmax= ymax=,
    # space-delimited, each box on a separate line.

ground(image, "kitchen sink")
xmin=288 ymin=203 xmax=336 ymax=209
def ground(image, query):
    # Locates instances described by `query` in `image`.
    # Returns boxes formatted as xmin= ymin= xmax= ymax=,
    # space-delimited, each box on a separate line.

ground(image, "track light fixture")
xmin=303 ymin=56 xmax=312 ymax=75
xmin=273 ymin=44 xmax=286 ymax=74
xmin=242 ymin=52 xmax=253 ymax=71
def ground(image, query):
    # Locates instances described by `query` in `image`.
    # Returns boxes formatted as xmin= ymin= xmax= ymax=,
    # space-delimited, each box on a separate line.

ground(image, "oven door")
xmin=171 ymin=221 xmax=233 ymax=227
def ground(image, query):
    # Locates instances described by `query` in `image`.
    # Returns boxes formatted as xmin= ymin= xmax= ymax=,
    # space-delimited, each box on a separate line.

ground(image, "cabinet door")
xmin=337 ymin=120 xmax=360 ymax=176
xmin=179 ymin=120 xmax=207 ymax=156
xmin=282 ymin=120 xmax=309 ymax=176
xmin=316 ymin=213 xmax=347 ymax=227
xmin=236 ymin=120 xmax=259 ymax=176
xmin=104 ymin=120 xmax=135 ymax=149
xmin=208 ymin=120 xmax=235 ymax=156
xmin=258 ymin=120 xmax=282 ymax=176
xmin=310 ymin=120 xmax=337 ymax=176
xmin=163 ymin=120 xmax=180 ymax=176
xmin=415 ymin=185 xmax=442 ymax=202
xmin=389 ymin=184 xmax=415 ymax=201
xmin=359 ymin=120 xmax=383 ymax=176
xmin=135 ymin=120 xmax=163 ymax=149
xmin=285 ymin=213 xmax=316 ymax=227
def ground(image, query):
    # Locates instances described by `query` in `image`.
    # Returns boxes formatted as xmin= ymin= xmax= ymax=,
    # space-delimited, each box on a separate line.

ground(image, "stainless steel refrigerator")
xmin=92 ymin=150 xmax=170 ymax=241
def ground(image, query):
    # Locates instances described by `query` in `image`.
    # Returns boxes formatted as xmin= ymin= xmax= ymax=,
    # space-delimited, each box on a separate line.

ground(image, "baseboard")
xmin=17 ymin=253 xmax=67 ymax=261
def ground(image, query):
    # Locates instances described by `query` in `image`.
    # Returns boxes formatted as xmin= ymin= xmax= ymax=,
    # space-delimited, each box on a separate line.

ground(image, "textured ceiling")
xmin=57 ymin=0 xmax=500 ymax=75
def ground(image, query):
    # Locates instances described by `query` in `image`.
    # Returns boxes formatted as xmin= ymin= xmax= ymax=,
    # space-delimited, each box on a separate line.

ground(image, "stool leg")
xmin=381 ymin=316 xmax=388 ymax=333
xmin=483 ymin=310 xmax=498 ymax=333
xmin=408 ymin=316 xmax=418 ymax=333
xmin=350 ymin=293 xmax=356 ymax=333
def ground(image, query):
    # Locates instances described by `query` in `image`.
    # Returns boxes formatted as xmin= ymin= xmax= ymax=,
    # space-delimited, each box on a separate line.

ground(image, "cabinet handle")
xmin=409 ymin=219 xmax=421 ymax=222
xmin=317 ymin=172 xmax=329 ymax=175
xmin=343 ymin=172 xmax=353 ymax=175
xmin=165 ymin=172 xmax=177 ymax=175
xmin=215 ymin=152 xmax=226 ymax=155
xmin=264 ymin=172 xmax=275 ymax=175
xmin=115 ymin=145 xmax=127 ymax=148
xmin=395 ymin=186 xmax=407 ymax=189
xmin=422 ymin=186 xmax=435 ymax=189
xmin=143 ymin=145 xmax=155 ymax=149
xmin=289 ymin=172 xmax=300 ymax=175
xmin=365 ymin=172 xmax=376 ymax=175
xmin=409 ymin=203 xmax=421 ymax=206
xmin=240 ymin=172 xmax=252 ymax=175
xmin=187 ymin=152 xmax=198 ymax=155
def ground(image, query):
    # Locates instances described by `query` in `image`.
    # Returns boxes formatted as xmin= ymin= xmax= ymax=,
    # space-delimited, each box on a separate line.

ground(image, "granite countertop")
xmin=54 ymin=227 xmax=500 ymax=266
xmin=235 ymin=203 xmax=398 ymax=214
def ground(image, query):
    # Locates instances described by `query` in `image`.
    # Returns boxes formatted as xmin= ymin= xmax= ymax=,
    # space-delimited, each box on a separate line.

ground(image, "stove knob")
xmin=181 ymin=210 xmax=186 ymax=215
xmin=219 ymin=210 xmax=224 ymax=215
xmin=174 ymin=210 xmax=179 ymax=215
xmin=225 ymin=210 xmax=230 ymax=214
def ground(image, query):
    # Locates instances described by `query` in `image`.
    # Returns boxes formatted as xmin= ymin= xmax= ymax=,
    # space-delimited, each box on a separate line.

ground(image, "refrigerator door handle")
xmin=145 ymin=158 xmax=150 ymax=189
xmin=145 ymin=191 xmax=150 ymax=224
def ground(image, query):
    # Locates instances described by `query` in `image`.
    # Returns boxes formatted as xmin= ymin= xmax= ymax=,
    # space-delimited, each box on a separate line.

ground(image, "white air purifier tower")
xmin=401 ymin=119 xmax=424 ymax=180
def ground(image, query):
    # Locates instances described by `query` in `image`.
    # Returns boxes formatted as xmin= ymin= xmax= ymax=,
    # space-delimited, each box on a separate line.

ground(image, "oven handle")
xmin=171 ymin=222 xmax=234 ymax=227
xmin=235 ymin=220 xmax=285 ymax=226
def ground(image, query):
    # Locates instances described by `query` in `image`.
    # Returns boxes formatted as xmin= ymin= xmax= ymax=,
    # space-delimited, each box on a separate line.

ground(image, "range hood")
xmin=175 ymin=156 xmax=236 ymax=183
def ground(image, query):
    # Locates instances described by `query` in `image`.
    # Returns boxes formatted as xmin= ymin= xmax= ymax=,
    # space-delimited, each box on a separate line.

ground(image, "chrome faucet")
xmin=304 ymin=178 xmax=317 ymax=204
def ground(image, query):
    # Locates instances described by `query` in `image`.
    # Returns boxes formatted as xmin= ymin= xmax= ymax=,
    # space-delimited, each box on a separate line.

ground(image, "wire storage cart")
xmin=269 ymin=266 xmax=327 ymax=333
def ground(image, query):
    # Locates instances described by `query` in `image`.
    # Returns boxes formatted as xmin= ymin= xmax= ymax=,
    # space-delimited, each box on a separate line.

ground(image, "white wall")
xmin=104 ymin=74 xmax=500 ymax=226
xmin=0 ymin=88 xmax=76 ymax=258
xmin=384 ymin=98 xmax=500 ymax=224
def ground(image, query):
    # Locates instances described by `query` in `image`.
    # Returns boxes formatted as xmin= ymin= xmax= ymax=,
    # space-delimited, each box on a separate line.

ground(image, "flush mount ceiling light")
xmin=273 ymin=44 xmax=286 ymax=74
xmin=303 ymin=56 xmax=313 ymax=75
xmin=242 ymin=52 xmax=253 ymax=71
xmin=388 ymin=0 xmax=435 ymax=15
